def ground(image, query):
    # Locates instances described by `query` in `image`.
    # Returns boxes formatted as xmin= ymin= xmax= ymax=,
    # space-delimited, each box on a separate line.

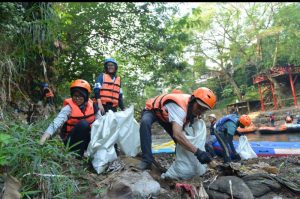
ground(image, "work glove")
xmin=194 ymin=148 xmax=212 ymax=164
xmin=232 ymin=152 xmax=241 ymax=161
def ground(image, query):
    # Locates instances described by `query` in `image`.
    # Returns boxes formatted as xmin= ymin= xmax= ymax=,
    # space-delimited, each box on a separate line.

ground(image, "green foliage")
xmin=221 ymin=86 xmax=234 ymax=98
xmin=215 ymin=96 xmax=236 ymax=109
xmin=273 ymin=3 xmax=300 ymax=64
xmin=244 ymin=86 xmax=259 ymax=100
xmin=1 ymin=2 xmax=300 ymax=111
xmin=0 ymin=133 xmax=14 ymax=166
xmin=0 ymin=119 xmax=86 ymax=198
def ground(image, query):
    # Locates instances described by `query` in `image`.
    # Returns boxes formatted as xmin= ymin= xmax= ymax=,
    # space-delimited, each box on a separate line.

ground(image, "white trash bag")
xmin=236 ymin=135 xmax=257 ymax=160
xmin=87 ymin=105 xmax=140 ymax=174
xmin=161 ymin=119 xmax=207 ymax=180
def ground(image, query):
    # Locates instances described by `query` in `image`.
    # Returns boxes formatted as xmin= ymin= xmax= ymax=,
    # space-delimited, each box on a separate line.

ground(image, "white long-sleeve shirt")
xmin=45 ymin=105 xmax=100 ymax=136
xmin=165 ymin=102 xmax=186 ymax=127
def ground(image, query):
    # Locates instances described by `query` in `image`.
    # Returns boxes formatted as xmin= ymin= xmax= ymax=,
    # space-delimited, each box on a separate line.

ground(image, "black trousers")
xmin=139 ymin=110 xmax=174 ymax=164
xmin=63 ymin=120 xmax=91 ymax=157
xmin=214 ymin=131 xmax=236 ymax=162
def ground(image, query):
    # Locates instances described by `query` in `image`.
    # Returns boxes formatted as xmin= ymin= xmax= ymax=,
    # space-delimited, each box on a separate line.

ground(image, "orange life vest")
xmin=99 ymin=73 xmax=121 ymax=107
xmin=145 ymin=93 xmax=191 ymax=123
xmin=171 ymin=89 xmax=184 ymax=94
xmin=63 ymin=98 xmax=95 ymax=139
xmin=44 ymin=87 xmax=54 ymax=98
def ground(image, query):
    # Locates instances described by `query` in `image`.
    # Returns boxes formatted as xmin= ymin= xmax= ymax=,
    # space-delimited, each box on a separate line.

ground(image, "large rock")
xmin=206 ymin=176 xmax=254 ymax=199
xmin=2 ymin=174 xmax=21 ymax=199
xmin=242 ymin=173 xmax=281 ymax=197
xmin=114 ymin=170 xmax=161 ymax=198
xmin=102 ymin=182 xmax=134 ymax=199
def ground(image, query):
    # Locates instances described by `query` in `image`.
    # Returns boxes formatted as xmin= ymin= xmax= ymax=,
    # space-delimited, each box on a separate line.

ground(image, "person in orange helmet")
xmin=214 ymin=114 xmax=252 ymax=163
xmin=137 ymin=87 xmax=217 ymax=170
xmin=39 ymin=79 xmax=99 ymax=158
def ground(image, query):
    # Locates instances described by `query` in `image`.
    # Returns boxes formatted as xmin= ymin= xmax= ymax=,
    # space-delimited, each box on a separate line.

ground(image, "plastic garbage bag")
xmin=236 ymin=135 xmax=257 ymax=160
xmin=161 ymin=119 xmax=207 ymax=180
xmin=87 ymin=105 xmax=140 ymax=174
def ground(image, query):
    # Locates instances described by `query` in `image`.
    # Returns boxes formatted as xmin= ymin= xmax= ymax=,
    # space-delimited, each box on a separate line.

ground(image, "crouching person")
xmin=40 ymin=79 xmax=98 ymax=158
xmin=214 ymin=114 xmax=252 ymax=163
xmin=137 ymin=87 xmax=217 ymax=170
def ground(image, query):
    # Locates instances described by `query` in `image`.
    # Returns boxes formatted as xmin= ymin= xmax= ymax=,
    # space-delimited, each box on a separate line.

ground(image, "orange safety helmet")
xmin=70 ymin=79 xmax=91 ymax=94
xmin=192 ymin=87 xmax=217 ymax=110
xmin=239 ymin=114 xmax=251 ymax=127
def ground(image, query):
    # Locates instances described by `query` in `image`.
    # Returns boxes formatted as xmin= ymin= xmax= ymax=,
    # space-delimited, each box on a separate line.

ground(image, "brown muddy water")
xmin=240 ymin=132 xmax=300 ymax=142
xmin=152 ymin=131 xmax=300 ymax=145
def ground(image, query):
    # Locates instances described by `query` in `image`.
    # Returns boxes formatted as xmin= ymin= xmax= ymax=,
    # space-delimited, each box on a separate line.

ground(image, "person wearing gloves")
xmin=39 ymin=79 xmax=99 ymax=158
xmin=137 ymin=87 xmax=217 ymax=170
xmin=93 ymin=58 xmax=125 ymax=115
xmin=205 ymin=113 xmax=217 ymax=157
xmin=214 ymin=114 xmax=252 ymax=163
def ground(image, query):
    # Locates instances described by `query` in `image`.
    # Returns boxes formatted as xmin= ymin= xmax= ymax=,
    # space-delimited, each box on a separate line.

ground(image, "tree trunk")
xmin=272 ymin=35 xmax=279 ymax=67
xmin=266 ymin=75 xmax=283 ymax=108
xmin=219 ymin=61 xmax=242 ymax=101
xmin=41 ymin=54 xmax=49 ymax=83
xmin=224 ymin=71 xmax=243 ymax=101
xmin=256 ymin=37 xmax=263 ymax=63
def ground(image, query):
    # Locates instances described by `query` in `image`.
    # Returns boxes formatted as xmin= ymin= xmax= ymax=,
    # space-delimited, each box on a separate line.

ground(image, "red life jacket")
xmin=145 ymin=93 xmax=191 ymax=123
xmin=99 ymin=73 xmax=121 ymax=107
xmin=63 ymin=98 xmax=95 ymax=139
xmin=44 ymin=87 xmax=54 ymax=98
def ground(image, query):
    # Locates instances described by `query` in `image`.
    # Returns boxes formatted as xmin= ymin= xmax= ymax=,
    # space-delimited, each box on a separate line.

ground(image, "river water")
xmin=237 ymin=132 xmax=300 ymax=142
xmin=152 ymin=132 xmax=300 ymax=146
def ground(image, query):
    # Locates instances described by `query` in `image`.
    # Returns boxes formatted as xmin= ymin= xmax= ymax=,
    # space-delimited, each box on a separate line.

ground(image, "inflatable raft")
xmin=258 ymin=123 xmax=300 ymax=134
xmin=237 ymin=125 xmax=257 ymax=134
xmin=213 ymin=140 xmax=300 ymax=157
xmin=258 ymin=125 xmax=287 ymax=134
xmin=285 ymin=123 xmax=300 ymax=132
xmin=152 ymin=140 xmax=300 ymax=157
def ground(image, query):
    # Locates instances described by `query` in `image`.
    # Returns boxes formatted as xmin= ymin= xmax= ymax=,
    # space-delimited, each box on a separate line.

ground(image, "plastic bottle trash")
xmin=208 ymin=160 xmax=217 ymax=169
xmin=198 ymin=182 xmax=209 ymax=199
